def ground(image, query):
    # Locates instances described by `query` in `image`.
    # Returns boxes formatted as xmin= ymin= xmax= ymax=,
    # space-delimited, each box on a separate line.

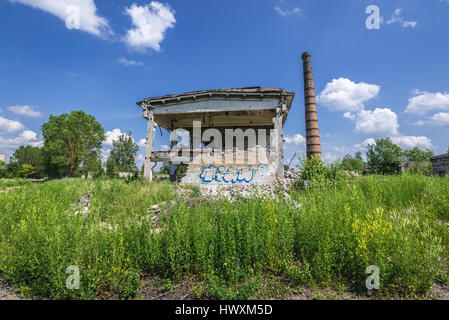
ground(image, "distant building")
xmin=0 ymin=153 xmax=6 ymax=162
xmin=399 ymin=161 xmax=431 ymax=174
xmin=118 ymin=172 xmax=133 ymax=178
xmin=430 ymin=154 xmax=449 ymax=176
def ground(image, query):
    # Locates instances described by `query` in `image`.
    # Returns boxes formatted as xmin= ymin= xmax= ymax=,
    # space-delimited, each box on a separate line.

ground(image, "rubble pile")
xmin=73 ymin=194 xmax=91 ymax=218
xmin=195 ymin=167 xmax=302 ymax=208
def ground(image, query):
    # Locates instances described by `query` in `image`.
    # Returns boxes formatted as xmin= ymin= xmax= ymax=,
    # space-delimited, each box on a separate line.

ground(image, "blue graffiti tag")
xmin=199 ymin=164 xmax=269 ymax=184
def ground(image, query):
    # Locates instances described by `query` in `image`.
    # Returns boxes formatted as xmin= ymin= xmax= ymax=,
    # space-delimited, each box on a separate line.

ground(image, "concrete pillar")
xmin=144 ymin=111 xmax=155 ymax=181
xmin=302 ymin=52 xmax=322 ymax=161
xmin=169 ymin=130 xmax=179 ymax=182
xmin=272 ymin=113 xmax=284 ymax=178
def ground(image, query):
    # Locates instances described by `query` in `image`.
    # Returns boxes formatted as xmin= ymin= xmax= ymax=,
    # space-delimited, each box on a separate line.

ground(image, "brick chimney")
xmin=302 ymin=52 xmax=322 ymax=161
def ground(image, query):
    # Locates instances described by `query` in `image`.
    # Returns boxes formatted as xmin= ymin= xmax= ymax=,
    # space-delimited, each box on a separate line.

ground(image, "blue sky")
xmin=1 ymin=0 xmax=448 ymax=167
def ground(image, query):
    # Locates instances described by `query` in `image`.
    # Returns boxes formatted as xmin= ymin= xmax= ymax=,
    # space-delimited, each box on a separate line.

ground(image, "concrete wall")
xmin=180 ymin=147 xmax=275 ymax=186
xmin=399 ymin=161 xmax=431 ymax=174
xmin=430 ymin=154 xmax=449 ymax=176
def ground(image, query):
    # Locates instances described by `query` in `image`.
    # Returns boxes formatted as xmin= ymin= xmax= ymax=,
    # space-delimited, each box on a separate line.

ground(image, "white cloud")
xmin=387 ymin=8 xmax=402 ymax=24
xmin=354 ymin=138 xmax=376 ymax=150
xmin=123 ymin=2 xmax=176 ymax=53
xmin=0 ymin=130 xmax=43 ymax=151
xmin=0 ymin=116 xmax=25 ymax=133
xmin=118 ymin=57 xmax=144 ymax=67
xmin=402 ymin=21 xmax=417 ymax=28
xmin=9 ymin=0 xmax=112 ymax=38
xmin=274 ymin=6 xmax=301 ymax=16
xmin=284 ymin=133 xmax=306 ymax=145
xmin=323 ymin=152 xmax=338 ymax=163
xmin=343 ymin=112 xmax=356 ymax=120
xmin=391 ymin=136 xmax=432 ymax=149
xmin=138 ymin=138 xmax=147 ymax=148
xmin=317 ymin=78 xmax=380 ymax=112
xmin=405 ymin=90 xmax=449 ymax=115
xmin=430 ymin=112 xmax=449 ymax=126
xmin=7 ymin=105 xmax=42 ymax=117
xmin=104 ymin=129 xmax=132 ymax=146
xmin=386 ymin=8 xmax=417 ymax=28
xmin=355 ymin=108 xmax=399 ymax=136
xmin=161 ymin=144 xmax=170 ymax=151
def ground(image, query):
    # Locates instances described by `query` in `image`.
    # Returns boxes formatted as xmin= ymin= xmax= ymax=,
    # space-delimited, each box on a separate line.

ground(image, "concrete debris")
xmin=73 ymin=194 xmax=91 ymax=218
xmin=184 ymin=167 xmax=302 ymax=208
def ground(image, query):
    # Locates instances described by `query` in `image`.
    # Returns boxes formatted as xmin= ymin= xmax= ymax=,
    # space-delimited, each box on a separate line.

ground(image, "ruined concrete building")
xmin=137 ymin=88 xmax=294 ymax=185
xmin=137 ymin=52 xmax=322 ymax=186
xmin=0 ymin=153 xmax=5 ymax=163
xmin=430 ymin=153 xmax=449 ymax=176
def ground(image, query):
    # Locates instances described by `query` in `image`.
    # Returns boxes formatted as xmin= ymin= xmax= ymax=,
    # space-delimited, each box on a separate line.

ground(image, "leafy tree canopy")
xmin=366 ymin=138 xmax=403 ymax=174
xmin=42 ymin=110 xmax=105 ymax=178
xmin=106 ymin=132 xmax=138 ymax=176
xmin=403 ymin=147 xmax=434 ymax=162
xmin=341 ymin=151 xmax=366 ymax=173
xmin=12 ymin=145 xmax=44 ymax=178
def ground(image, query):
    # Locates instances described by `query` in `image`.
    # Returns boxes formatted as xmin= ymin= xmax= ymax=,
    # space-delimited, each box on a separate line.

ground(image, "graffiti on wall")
xmin=199 ymin=163 xmax=270 ymax=184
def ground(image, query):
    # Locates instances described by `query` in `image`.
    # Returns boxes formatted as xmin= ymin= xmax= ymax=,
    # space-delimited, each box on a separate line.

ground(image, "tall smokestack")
xmin=302 ymin=52 xmax=322 ymax=161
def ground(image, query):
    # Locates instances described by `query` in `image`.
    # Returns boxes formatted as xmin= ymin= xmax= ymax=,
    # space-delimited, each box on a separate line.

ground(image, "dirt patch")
xmin=0 ymin=278 xmax=25 ymax=300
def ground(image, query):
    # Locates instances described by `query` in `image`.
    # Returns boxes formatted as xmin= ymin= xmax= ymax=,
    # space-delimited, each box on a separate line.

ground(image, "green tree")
xmin=12 ymin=145 xmax=44 ymax=178
xmin=4 ymin=161 xmax=20 ymax=178
xmin=18 ymin=164 xmax=36 ymax=178
xmin=0 ymin=160 xmax=6 ymax=178
xmin=160 ymin=162 xmax=170 ymax=175
xmin=105 ymin=132 xmax=138 ymax=177
xmin=403 ymin=147 xmax=434 ymax=162
xmin=366 ymin=138 xmax=403 ymax=174
xmin=41 ymin=111 xmax=105 ymax=178
xmin=75 ymin=151 xmax=103 ymax=178
xmin=341 ymin=152 xmax=366 ymax=173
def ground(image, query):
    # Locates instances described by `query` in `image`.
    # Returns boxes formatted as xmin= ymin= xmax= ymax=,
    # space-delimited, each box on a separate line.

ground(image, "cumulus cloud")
xmin=390 ymin=136 xmax=432 ymax=149
xmin=386 ymin=8 xmax=417 ymax=28
xmin=430 ymin=112 xmax=449 ymax=126
xmin=343 ymin=112 xmax=356 ymax=120
xmin=405 ymin=90 xmax=449 ymax=115
xmin=9 ymin=0 xmax=112 ymax=37
xmin=0 ymin=130 xmax=43 ymax=151
xmin=0 ymin=116 xmax=25 ymax=133
xmin=317 ymin=78 xmax=380 ymax=112
xmin=284 ymin=133 xmax=306 ymax=145
xmin=354 ymin=138 xmax=376 ymax=150
xmin=123 ymin=2 xmax=176 ymax=53
xmin=138 ymin=138 xmax=147 ymax=148
xmin=355 ymin=108 xmax=399 ymax=136
xmin=104 ymin=129 xmax=132 ymax=146
xmin=118 ymin=57 xmax=144 ymax=67
xmin=7 ymin=105 xmax=42 ymax=117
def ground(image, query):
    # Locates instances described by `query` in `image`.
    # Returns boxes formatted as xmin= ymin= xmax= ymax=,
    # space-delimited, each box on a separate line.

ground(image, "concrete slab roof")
xmin=137 ymin=87 xmax=295 ymax=109
xmin=137 ymin=87 xmax=295 ymax=130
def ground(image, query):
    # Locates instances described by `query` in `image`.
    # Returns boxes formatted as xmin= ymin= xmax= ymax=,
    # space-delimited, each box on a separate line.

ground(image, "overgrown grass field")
xmin=0 ymin=178 xmax=32 ymax=189
xmin=0 ymin=175 xmax=448 ymax=299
